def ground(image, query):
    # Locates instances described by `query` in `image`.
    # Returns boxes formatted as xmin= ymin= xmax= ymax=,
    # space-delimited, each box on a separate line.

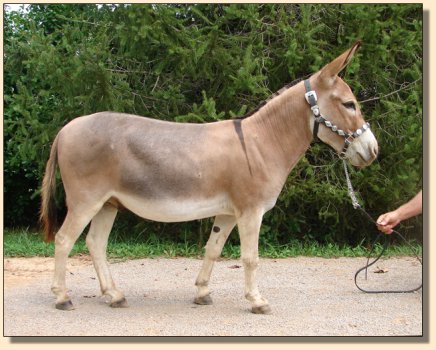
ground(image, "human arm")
xmin=376 ymin=190 xmax=422 ymax=234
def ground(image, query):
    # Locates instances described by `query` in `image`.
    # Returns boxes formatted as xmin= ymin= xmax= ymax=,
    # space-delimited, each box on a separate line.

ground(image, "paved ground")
xmin=3 ymin=256 xmax=423 ymax=337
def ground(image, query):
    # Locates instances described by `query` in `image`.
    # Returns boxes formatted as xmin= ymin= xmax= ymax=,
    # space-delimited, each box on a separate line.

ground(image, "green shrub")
xmin=4 ymin=4 xmax=422 ymax=245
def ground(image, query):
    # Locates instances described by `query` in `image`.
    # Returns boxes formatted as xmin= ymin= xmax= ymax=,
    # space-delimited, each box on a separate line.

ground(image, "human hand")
xmin=376 ymin=211 xmax=401 ymax=234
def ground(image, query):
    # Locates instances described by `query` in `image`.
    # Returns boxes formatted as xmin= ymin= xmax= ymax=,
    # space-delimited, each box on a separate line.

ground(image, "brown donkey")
xmin=40 ymin=41 xmax=378 ymax=314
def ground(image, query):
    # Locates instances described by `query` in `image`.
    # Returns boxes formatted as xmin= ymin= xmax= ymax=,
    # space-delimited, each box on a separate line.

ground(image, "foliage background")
xmin=3 ymin=4 xmax=423 ymax=247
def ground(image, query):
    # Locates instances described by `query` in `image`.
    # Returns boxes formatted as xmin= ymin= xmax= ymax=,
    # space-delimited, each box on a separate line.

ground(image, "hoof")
xmin=251 ymin=304 xmax=272 ymax=314
xmin=55 ymin=300 xmax=75 ymax=311
xmin=194 ymin=294 xmax=213 ymax=305
xmin=110 ymin=297 xmax=128 ymax=308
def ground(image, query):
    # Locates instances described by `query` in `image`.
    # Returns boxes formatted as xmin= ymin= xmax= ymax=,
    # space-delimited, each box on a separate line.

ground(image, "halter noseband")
xmin=304 ymin=79 xmax=370 ymax=158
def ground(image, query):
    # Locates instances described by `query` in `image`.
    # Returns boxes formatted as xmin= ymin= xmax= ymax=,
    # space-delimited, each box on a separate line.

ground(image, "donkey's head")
xmin=308 ymin=41 xmax=378 ymax=167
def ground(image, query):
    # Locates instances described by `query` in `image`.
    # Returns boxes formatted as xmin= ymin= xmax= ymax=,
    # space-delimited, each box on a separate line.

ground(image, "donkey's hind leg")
xmin=194 ymin=215 xmax=236 ymax=305
xmin=86 ymin=203 xmax=127 ymax=308
xmin=51 ymin=208 xmax=100 ymax=310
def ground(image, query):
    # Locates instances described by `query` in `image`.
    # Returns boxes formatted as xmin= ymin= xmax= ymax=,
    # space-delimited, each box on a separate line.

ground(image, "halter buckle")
xmin=305 ymin=90 xmax=318 ymax=104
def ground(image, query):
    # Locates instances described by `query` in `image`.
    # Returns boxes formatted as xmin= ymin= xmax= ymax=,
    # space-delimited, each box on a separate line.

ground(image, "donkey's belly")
xmin=115 ymin=192 xmax=234 ymax=222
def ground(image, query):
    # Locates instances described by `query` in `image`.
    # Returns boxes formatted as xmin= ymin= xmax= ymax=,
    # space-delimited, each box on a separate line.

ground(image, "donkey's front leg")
xmin=237 ymin=210 xmax=271 ymax=314
xmin=194 ymin=215 xmax=236 ymax=305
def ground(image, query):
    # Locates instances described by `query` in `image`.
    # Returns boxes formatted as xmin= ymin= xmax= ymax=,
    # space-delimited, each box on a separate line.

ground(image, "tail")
xmin=40 ymin=134 xmax=60 ymax=242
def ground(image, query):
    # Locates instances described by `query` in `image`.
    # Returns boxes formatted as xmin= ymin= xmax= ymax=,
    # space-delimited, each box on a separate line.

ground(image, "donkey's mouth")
xmin=355 ymin=151 xmax=376 ymax=167
xmin=357 ymin=152 xmax=367 ymax=163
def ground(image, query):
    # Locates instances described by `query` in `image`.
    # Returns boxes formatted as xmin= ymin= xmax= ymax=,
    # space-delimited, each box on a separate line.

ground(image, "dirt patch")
xmin=4 ymin=255 xmax=93 ymax=288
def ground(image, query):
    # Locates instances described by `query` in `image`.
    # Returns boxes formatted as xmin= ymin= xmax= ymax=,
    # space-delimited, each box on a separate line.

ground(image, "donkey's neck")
xmin=245 ymin=81 xmax=313 ymax=176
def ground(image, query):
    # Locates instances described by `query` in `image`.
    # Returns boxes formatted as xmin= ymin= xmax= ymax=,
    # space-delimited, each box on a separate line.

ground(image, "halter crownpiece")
xmin=304 ymin=79 xmax=370 ymax=158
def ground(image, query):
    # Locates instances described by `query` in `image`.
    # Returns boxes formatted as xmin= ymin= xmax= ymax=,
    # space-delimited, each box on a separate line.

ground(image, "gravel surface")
xmin=4 ymin=256 xmax=422 ymax=337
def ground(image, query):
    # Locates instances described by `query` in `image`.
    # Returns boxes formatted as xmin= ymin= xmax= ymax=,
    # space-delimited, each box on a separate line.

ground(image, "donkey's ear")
xmin=319 ymin=40 xmax=362 ymax=82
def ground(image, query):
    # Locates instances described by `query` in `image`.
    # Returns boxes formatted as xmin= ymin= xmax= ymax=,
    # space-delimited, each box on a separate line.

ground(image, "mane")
xmin=235 ymin=75 xmax=308 ymax=120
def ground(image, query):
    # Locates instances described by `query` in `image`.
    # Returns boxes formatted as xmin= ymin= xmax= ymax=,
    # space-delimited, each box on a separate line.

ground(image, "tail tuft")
xmin=40 ymin=135 xmax=59 ymax=242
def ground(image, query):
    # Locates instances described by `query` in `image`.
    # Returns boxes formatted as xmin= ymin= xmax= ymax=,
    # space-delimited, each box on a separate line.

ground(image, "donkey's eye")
xmin=343 ymin=101 xmax=356 ymax=111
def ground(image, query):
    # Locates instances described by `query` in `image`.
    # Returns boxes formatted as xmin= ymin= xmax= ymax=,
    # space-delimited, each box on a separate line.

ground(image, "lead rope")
xmin=342 ymin=159 xmax=422 ymax=293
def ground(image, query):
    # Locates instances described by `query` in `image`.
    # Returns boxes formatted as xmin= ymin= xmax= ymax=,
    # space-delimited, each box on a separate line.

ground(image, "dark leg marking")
xmin=213 ymin=226 xmax=221 ymax=233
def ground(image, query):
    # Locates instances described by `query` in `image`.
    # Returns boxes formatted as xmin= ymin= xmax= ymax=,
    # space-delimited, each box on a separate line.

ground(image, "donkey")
xmin=40 ymin=41 xmax=378 ymax=314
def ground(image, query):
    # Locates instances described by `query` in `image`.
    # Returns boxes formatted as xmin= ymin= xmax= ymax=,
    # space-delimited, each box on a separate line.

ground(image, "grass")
xmin=3 ymin=228 xmax=422 ymax=260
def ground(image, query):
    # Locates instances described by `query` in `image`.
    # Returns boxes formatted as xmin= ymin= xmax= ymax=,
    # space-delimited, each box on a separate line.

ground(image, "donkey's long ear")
xmin=319 ymin=40 xmax=361 ymax=82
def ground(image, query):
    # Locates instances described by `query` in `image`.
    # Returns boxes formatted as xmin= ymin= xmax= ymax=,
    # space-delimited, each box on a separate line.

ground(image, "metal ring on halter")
xmin=340 ymin=135 xmax=355 ymax=158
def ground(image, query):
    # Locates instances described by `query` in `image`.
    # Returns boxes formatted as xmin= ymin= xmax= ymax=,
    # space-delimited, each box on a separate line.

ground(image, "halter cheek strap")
xmin=304 ymin=79 xmax=370 ymax=158
xmin=304 ymin=79 xmax=321 ymax=140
